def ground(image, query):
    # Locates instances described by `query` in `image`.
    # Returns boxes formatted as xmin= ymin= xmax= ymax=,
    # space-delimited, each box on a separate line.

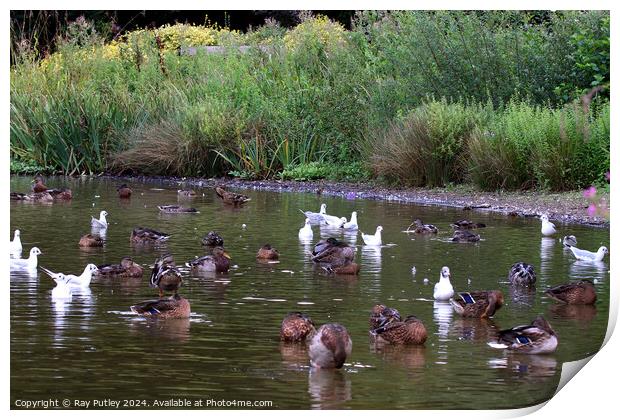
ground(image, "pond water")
xmin=10 ymin=176 xmax=610 ymax=409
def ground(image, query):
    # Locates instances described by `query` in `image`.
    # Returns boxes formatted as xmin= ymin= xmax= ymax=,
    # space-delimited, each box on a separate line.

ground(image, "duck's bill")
xmin=223 ymin=252 xmax=232 ymax=259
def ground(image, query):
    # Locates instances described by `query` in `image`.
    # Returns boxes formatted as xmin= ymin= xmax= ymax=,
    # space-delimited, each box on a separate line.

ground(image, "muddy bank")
xmin=100 ymin=175 xmax=608 ymax=228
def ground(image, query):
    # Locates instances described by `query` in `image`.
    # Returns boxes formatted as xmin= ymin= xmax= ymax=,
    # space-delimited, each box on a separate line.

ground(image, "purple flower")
xmin=587 ymin=203 xmax=597 ymax=217
xmin=345 ymin=192 xmax=356 ymax=200
xmin=583 ymin=186 xmax=597 ymax=199
xmin=606 ymin=171 xmax=610 ymax=181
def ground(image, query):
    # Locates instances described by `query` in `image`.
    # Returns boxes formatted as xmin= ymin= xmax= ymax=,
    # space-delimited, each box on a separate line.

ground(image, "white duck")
xmin=298 ymin=218 xmax=314 ymax=240
xmin=10 ymin=247 xmax=42 ymax=271
xmin=10 ymin=229 xmax=22 ymax=256
xmin=342 ymin=211 xmax=358 ymax=230
xmin=540 ymin=215 xmax=556 ymax=236
xmin=300 ymin=203 xmax=327 ymax=224
xmin=41 ymin=264 xmax=98 ymax=288
xmin=361 ymin=226 xmax=383 ymax=246
xmin=91 ymin=210 xmax=109 ymax=228
xmin=324 ymin=216 xmax=347 ymax=228
xmin=50 ymin=273 xmax=73 ymax=299
xmin=567 ymin=245 xmax=608 ymax=262
xmin=433 ymin=266 xmax=454 ymax=301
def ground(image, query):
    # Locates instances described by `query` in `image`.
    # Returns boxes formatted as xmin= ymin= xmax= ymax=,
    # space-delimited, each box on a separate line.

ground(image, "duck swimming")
xmin=566 ymin=245 xmax=608 ymax=262
xmin=298 ymin=218 xmax=314 ymax=240
xmin=157 ymin=205 xmax=199 ymax=214
xmin=150 ymin=255 xmax=183 ymax=297
xmin=488 ymin=316 xmax=558 ymax=354
xmin=177 ymin=189 xmax=197 ymax=197
xmin=361 ymin=226 xmax=383 ymax=246
xmin=299 ymin=203 xmax=327 ymax=224
xmin=308 ymin=323 xmax=353 ymax=369
xmin=79 ymin=233 xmax=104 ymax=247
xmin=11 ymin=192 xmax=54 ymax=202
xmin=186 ymin=246 xmax=231 ymax=273
xmin=311 ymin=238 xmax=356 ymax=267
xmin=372 ymin=315 xmax=428 ymax=345
xmin=202 ymin=231 xmax=224 ymax=247
xmin=91 ymin=210 xmax=109 ymax=229
xmin=451 ymin=220 xmax=486 ymax=229
xmin=130 ymin=227 xmax=170 ymax=244
xmin=96 ymin=257 xmax=144 ymax=278
xmin=41 ymin=264 xmax=98 ymax=288
xmin=540 ymin=215 xmax=557 ymax=236
xmin=117 ymin=184 xmax=132 ymax=199
xmin=369 ymin=304 xmax=401 ymax=330
xmin=342 ymin=212 xmax=359 ymax=230
xmin=433 ymin=266 xmax=454 ymax=301
xmin=257 ymin=244 xmax=279 ymax=260
xmin=508 ymin=262 xmax=536 ymax=286
xmin=407 ymin=219 xmax=438 ymax=234
xmin=280 ymin=312 xmax=317 ymax=342
xmin=10 ymin=247 xmax=42 ymax=271
xmin=545 ymin=280 xmax=597 ymax=305
xmin=130 ymin=293 xmax=191 ymax=319
xmin=450 ymin=290 xmax=504 ymax=318
xmin=215 ymin=186 xmax=251 ymax=206
xmin=451 ymin=230 xmax=480 ymax=243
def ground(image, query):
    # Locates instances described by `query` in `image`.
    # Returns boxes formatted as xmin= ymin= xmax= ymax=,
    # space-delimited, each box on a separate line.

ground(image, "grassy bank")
xmin=10 ymin=11 xmax=610 ymax=191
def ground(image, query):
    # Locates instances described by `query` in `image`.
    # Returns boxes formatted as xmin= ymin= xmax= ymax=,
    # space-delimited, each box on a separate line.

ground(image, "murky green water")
xmin=10 ymin=176 xmax=610 ymax=409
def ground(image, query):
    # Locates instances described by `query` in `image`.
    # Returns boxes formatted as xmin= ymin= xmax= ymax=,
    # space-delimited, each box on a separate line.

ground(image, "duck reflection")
xmin=308 ymin=367 xmax=352 ymax=409
xmin=488 ymin=354 xmax=558 ymax=381
xmin=51 ymin=293 xmax=72 ymax=348
xmin=128 ymin=317 xmax=191 ymax=342
xmin=433 ymin=301 xmax=453 ymax=364
xmin=279 ymin=342 xmax=310 ymax=369
xmin=370 ymin=339 xmax=427 ymax=371
xmin=95 ymin=276 xmax=143 ymax=295
xmin=451 ymin=317 xmax=499 ymax=343
xmin=342 ymin=230 xmax=358 ymax=246
xmin=548 ymin=303 xmax=597 ymax=326
xmin=569 ymin=260 xmax=608 ymax=281
xmin=508 ymin=284 xmax=537 ymax=308
xmin=361 ymin=245 xmax=382 ymax=272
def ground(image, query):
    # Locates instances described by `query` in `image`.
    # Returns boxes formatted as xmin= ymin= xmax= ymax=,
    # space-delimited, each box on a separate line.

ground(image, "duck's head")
xmin=440 ymin=266 xmax=451 ymax=279
xmin=376 ymin=226 xmax=383 ymax=233
xmin=599 ymin=246 xmax=609 ymax=255
xmin=120 ymin=257 xmax=135 ymax=268
xmin=86 ymin=264 xmax=99 ymax=274
xmin=213 ymin=246 xmax=231 ymax=260
xmin=100 ymin=210 xmax=108 ymax=218
xmin=30 ymin=247 xmax=42 ymax=256
xmin=14 ymin=229 xmax=20 ymax=238
xmin=493 ymin=290 xmax=505 ymax=307
xmin=32 ymin=175 xmax=44 ymax=184
xmin=532 ymin=316 xmax=555 ymax=334
xmin=414 ymin=219 xmax=423 ymax=226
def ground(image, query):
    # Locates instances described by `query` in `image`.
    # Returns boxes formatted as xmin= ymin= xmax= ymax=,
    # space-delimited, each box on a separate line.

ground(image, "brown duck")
xmin=545 ymin=280 xmax=596 ymax=305
xmin=450 ymin=290 xmax=504 ymax=318
xmin=257 ymin=244 xmax=280 ymax=260
xmin=369 ymin=304 xmax=401 ymax=330
xmin=130 ymin=293 xmax=190 ymax=319
xmin=280 ymin=312 xmax=316 ymax=342
xmin=158 ymin=205 xmax=199 ymax=214
xmin=451 ymin=230 xmax=481 ymax=243
xmin=32 ymin=175 xmax=48 ymax=193
xmin=178 ymin=189 xmax=197 ymax=197
xmin=508 ymin=262 xmax=536 ymax=286
xmin=186 ymin=246 xmax=231 ymax=273
xmin=96 ymin=257 xmax=143 ymax=278
xmin=373 ymin=315 xmax=428 ymax=345
xmin=407 ymin=218 xmax=438 ymax=234
xmin=79 ymin=233 xmax=104 ymax=247
xmin=451 ymin=219 xmax=486 ymax=229
xmin=215 ymin=186 xmax=251 ymax=206
xmin=130 ymin=227 xmax=170 ymax=244
xmin=150 ymin=254 xmax=183 ymax=297
xmin=117 ymin=184 xmax=132 ymax=199
xmin=309 ymin=323 xmax=352 ymax=369
xmin=311 ymin=238 xmax=355 ymax=266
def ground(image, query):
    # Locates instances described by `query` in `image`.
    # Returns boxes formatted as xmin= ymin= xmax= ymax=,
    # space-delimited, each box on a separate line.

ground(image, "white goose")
xmin=91 ymin=210 xmax=109 ymax=229
xmin=433 ymin=266 xmax=454 ymax=301
xmin=50 ymin=273 xmax=73 ymax=299
xmin=10 ymin=247 xmax=42 ymax=271
xmin=567 ymin=245 xmax=608 ymax=262
xmin=342 ymin=211 xmax=358 ymax=230
xmin=361 ymin=226 xmax=382 ymax=246
xmin=41 ymin=264 xmax=98 ymax=288
xmin=298 ymin=218 xmax=314 ymax=240
xmin=300 ymin=204 xmax=327 ymax=224
xmin=10 ymin=229 xmax=22 ymax=256
xmin=540 ymin=215 xmax=556 ymax=236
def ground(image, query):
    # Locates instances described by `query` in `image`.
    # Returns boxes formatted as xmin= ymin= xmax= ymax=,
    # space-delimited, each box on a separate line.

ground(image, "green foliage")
xmin=280 ymin=162 xmax=371 ymax=182
xmin=10 ymin=158 xmax=55 ymax=174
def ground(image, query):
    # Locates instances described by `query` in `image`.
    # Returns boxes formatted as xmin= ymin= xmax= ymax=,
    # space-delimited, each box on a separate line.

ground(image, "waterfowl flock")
xmin=9 ymin=178 xmax=609 ymax=372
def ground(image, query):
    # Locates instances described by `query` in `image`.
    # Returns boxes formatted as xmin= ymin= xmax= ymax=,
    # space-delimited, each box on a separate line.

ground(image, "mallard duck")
xmin=41 ymin=264 xmax=98 ymax=288
xmin=48 ymin=188 xmax=72 ymax=200
xmin=79 ymin=233 xmax=104 ymax=247
xmin=451 ymin=219 xmax=486 ymax=229
xmin=566 ymin=245 xmax=608 ymax=262
xmin=488 ymin=316 xmax=558 ymax=354
xmin=361 ymin=226 xmax=383 ymax=246
xmin=451 ymin=230 xmax=480 ymax=242
xmin=280 ymin=312 xmax=316 ymax=342
xmin=311 ymin=238 xmax=355 ymax=267
xmin=117 ymin=184 xmax=132 ymax=198
xmin=450 ymin=290 xmax=504 ymax=318
xmin=342 ymin=211 xmax=359 ymax=230
xmin=150 ymin=254 xmax=182 ymax=297
xmin=433 ymin=266 xmax=454 ymax=301
xmin=32 ymin=175 xmax=48 ymax=193
xmin=91 ymin=210 xmax=109 ymax=228
xmin=540 ymin=215 xmax=556 ymax=236
xmin=508 ymin=262 xmax=536 ymax=286
xmin=257 ymin=244 xmax=279 ymax=260
xmin=298 ymin=218 xmax=314 ymax=240
xmin=130 ymin=227 xmax=170 ymax=244
xmin=10 ymin=247 xmax=42 ymax=271
xmin=369 ymin=304 xmax=401 ymax=330
xmin=177 ymin=189 xmax=196 ymax=197
xmin=186 ymin=246 xmax=231 ymax=273
xmin=562 ymin=235 xmax=577 ymax=247
xmin=158 ymin=205 xmax=199 ymax=214
xmin=130 ymin=293 xmax=191 ymax=319
xmin=373 ymin=315 xmax=428 ymax=345
xmin=407 ymin=218 xmax=438 ymax=234
xmin=10 ymin=192 xmax=27 ymax=200
xmin=10 ymin=229 xmax=22 ymax=256
xmin=545 ymin=280 xmax=597 ymax=305
xmin=215 ymin=186 xmax=251 ymax=205
xmin=14 ymin=192 xmax=54 ymax=202
xmin=323 ymin=262 xmax=360 ymax=275
xmin=299 ymin=203 xmax=327 ymax=224
xmin=96 ymin=257 xmax=143 ymax=278
xmin=308 ymin=323 xmax=352 ymax=369
xmin=202 ymin=231 xmax=224 ymax=247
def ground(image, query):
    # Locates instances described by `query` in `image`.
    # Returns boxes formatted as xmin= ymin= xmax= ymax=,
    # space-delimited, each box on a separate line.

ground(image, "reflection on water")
xmin=9 ymin=176 xmax=610 ymax=409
